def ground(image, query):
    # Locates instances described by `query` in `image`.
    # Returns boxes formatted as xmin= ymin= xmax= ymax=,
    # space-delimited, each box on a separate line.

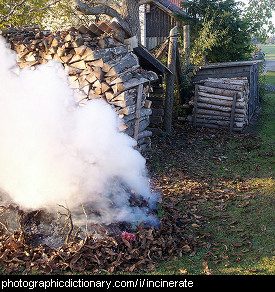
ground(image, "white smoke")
xmin=0 ymin=37 xmax=158 ymax=225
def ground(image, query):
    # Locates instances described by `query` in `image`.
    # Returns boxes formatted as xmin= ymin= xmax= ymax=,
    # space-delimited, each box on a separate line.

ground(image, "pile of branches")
xmin=0 ymin=196 xmax=201 ymax=274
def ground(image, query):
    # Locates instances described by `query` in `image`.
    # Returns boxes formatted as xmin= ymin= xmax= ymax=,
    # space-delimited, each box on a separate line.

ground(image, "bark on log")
xmin=197 ymin=96 xmax=246 ymax=108
xmin=112 ymin=77 xmax=149 ymax=94
xmin=198 ymin=86 xmax=243 ymax=98
xmin=196 ymin=102 xmax=246 ymax=114
xmin=84 ymin=46 xmax=127 ymax=62
xmin=203 ymin=81 xmax=245 ymax=92
xmin=105 ymin=53 xmax=138 ymax=77
xmin=195 ymin=114 xmax=244 ymax=122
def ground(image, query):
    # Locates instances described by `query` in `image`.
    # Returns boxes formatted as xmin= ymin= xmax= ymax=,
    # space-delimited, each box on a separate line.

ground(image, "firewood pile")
xmin=188 ymin=78 xmax=250 ymax=132
xmin=1 ymin=22 xmax=158 ymax=153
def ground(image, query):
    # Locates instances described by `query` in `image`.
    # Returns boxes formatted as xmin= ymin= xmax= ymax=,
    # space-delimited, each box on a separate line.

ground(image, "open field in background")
xmin=265 ymin=71 xmax=275 ymax=85
xmin=260 ymin=44 xmax=275 ymax=60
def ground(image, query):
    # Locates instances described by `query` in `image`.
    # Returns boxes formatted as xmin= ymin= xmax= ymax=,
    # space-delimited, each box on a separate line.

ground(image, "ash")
xmin=0 ymin=193 xmax=159 ymax=249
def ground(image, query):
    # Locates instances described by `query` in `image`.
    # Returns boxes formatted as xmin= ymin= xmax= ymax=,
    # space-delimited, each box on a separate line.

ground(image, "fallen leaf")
xmin=233 ymin=243 xmax=243 ymax=247
xmin=232 ymin=228 xmax=245 ymax=232
xmin=237 ymin=201 xmax=250 ymax=208
xmin=179 ymin=268 xmax=187 ymax=274
xmin=182 ymin=245 xmax=191 ymax=252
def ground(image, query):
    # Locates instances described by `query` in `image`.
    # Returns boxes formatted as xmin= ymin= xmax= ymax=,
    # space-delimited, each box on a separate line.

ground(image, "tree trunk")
xmin=73 ymin=0 xmax=142 ymax=41
xmin=120 ymin=0 xmax=141 ymax=41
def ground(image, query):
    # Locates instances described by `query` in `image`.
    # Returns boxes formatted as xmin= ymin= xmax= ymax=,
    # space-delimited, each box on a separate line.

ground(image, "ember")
xmin=121 ymin=231 xmax=136 ymax=242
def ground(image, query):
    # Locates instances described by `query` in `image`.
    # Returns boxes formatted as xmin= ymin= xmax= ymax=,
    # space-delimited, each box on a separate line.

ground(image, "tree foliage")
xmin=243 ymin=0 xmax=275 ymax=43
xmin=179 ymin=0 xmax=255 ymax=63
xmin=43 ymin=0 xmax=92 ymax=30
xmin=0 ymin=0 xmax=94 ymax=30
xmin=0 ymin=0 xmax=59 ymax=29
xmin=187 ymin=17 xmax=229 ymax=66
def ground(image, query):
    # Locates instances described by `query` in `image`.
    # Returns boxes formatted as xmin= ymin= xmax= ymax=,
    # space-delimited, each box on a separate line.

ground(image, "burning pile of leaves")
xmin=0 ymin=194 xmax=201 ymax=274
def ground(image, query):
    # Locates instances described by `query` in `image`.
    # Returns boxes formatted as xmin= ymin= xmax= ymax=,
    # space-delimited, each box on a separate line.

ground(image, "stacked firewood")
xmin=188 ymin=77 xmax=249 ymax=132
xmin=1 ymin=24 xmax=158 ymax=152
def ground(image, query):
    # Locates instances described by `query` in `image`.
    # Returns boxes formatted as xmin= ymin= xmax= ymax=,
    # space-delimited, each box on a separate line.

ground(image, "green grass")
xmin=261 ymin=44 xmax=275 ymax=60
xmin=265 ymin=71 xmax=275 ymax=85
xmin=264 ymin=72 xmax=275 ymax=147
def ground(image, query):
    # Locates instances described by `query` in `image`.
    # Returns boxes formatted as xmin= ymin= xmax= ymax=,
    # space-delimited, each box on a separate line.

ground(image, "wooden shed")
xmin=192 ymin=60 xmax=263 ymax=121
xmin=140 ymin=0 xmax=187 ymax=50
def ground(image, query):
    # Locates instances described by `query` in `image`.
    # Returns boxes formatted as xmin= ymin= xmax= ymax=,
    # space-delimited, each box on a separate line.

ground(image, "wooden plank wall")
xmin=145 ymin=3 xmax=176 ymax=50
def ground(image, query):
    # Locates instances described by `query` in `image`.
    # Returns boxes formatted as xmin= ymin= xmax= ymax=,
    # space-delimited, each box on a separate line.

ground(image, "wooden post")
xmin=193 ymin=84 xmax=198 ymax=127
xmin=183 ymin=25 xmax=190 ymax=68
xmin=155 ymin=38 xmax=169 ymax=60
xmin=164 ymin=26 xmax=177 ymax=134
xmin=230 ymin=93 xmax=237 ymax=133
xmin=176 ymin=42 xmax=185 ymax=104
xmin=134 ymin=84 xmax=144 ymax=143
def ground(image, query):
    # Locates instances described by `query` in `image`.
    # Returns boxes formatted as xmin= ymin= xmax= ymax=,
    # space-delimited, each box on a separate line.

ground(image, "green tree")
xmin=0 ymin=0 xmax=93 ymax=30
xmin=42 ymin=0 xmax=92 ymax=30
xmin=179 ymin=0 xmax=254 ymax=63
xmin=0 ymin=0 xmax=60 ymax=29
xmin=243 ymin=0 xmax=275 ymax=43
xmin=187 ymin=17 xmax=229 ymax=66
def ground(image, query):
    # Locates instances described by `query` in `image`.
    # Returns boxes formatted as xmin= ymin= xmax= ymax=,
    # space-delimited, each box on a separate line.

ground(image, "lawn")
xmin=147 ymin=72 xmax=275 ymax=275
xmin=261 ymin=44 xmax=275 ymax=60
xmin=265 ymin=71 xmax=275 ymax=85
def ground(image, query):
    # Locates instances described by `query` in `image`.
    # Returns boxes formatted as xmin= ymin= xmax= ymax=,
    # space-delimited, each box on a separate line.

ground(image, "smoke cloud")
xmin=0 ymin=37 xmax=158 ymax=225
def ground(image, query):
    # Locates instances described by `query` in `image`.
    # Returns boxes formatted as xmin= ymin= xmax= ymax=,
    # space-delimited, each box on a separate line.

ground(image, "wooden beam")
xmin=193 ymin=84 xmax=198 ymax=127
xmin=164 ymin=26 xmax=177 ymax=134
xmin=133 ymin=45 xmax=171 ymax=74
xmin=183 ymin=25 xmax=190 ymax=67
xmin=155 ymin=38 xmax=169 ymax=60
xmin=175 ymin=42 xmax=185 ymax=104
xmin=134 ymin=84 xmax=144 ymax=142
xmin=230 ymin=93 xmax=237 ymax=133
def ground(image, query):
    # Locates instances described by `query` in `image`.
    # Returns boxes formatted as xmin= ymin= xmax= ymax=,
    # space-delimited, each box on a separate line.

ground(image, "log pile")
xmin=1 ymin=23 xmax=158 ymax=153
xmin=188 ymin=77 xmax=249 ymax=132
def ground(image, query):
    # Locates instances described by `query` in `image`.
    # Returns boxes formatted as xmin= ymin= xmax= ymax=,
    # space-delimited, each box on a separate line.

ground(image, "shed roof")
xmin=193 ymin=60 xmax=264 ymax=70
xmin=153 ymin=0 xmax=187 ymax=17
xmin=134 ymin=44 xmax=171 ymax=75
